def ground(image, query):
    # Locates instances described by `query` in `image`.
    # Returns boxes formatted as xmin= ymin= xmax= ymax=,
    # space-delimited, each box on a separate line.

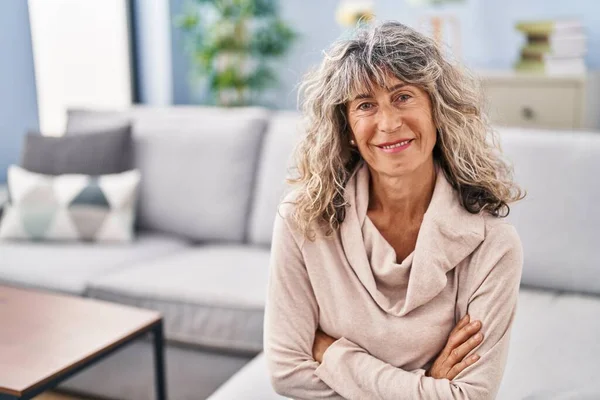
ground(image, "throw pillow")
xmin=20 ymin=124 xmax=133 ymax=175
xmin=0 ymin=165 xmax=140 ymax=242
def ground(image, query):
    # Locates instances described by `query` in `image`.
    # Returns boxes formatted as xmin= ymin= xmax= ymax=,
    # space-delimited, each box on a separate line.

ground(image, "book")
xmin=515 ymin=57 xmax=586 ymax=75
xmin=515 ymin=19 xmax=583 ymax=36
xmin=514 ymin=19 xmax=587 ymax=75
xmin=521 ymin=34 xmax=586 ymax=58
xmin=521 ymin=46 xmax=586 ymax=61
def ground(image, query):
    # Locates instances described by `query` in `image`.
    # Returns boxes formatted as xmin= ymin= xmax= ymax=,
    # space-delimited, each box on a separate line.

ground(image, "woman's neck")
xmin=367 ymin=159 xmax=437 ymax=224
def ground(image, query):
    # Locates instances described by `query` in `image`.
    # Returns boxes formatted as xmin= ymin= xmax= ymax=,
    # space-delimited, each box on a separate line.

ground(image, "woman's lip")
xmin=378 ymin=138 xmax=414 ymax=147
xmin=377 ymin=139 xmax=414 ymax=153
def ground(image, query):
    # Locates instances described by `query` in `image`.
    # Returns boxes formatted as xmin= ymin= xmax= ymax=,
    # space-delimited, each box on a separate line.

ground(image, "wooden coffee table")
xmin=0 ymin=285 xmax=166 ymax=400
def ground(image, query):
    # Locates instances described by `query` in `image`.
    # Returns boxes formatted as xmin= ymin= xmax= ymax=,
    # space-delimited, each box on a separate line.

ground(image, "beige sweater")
xmin=264 ymin=161 xmax=523 ymax=400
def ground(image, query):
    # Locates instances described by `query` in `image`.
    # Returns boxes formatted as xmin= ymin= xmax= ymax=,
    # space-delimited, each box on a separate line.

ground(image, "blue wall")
xmin=169 ymin=0 xmax=600 ymax=109
xmin=0 ymin=1 xmax=39 ymax=184
xmin=170 ymin=0 xmax=194 ymax=105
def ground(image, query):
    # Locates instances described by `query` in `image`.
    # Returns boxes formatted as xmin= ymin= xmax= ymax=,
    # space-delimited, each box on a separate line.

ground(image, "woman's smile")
xmin=375 ymin=138 xmax=414 ymax=153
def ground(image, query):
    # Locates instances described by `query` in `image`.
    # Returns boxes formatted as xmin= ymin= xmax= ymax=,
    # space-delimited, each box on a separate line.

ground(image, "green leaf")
xmin=250 ymin=0 xmax=277 ymax=16
xmin=175 ymin=13 xmax=200 ymax=30
xmin=251 ymin=19 xmax=296 ymax=57
xmin=247 ymin=64 xmax=277 ymax=89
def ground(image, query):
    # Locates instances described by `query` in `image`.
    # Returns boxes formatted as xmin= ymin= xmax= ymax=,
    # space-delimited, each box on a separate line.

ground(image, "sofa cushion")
xmin=498 ymin=287 xmax=600 ymax=400
xmin=207 ymin=352 xmax=285 ymax=400
xmin=0 ymin=233 xmax=189 ymax=295
xmin=248 ymin=111 xmax=302 ymax=246
xmin=0 ymin=166 xmax=140 ymax=242
xmin=498 ymin=127 xmax=600 ymax=295
xmin=86 ymin=245 xmax=271 ymax=353
xmin=66 ymin=106 xmax=270 ymax=243
xmin=20 ymin=124 xmax=133 ymax=175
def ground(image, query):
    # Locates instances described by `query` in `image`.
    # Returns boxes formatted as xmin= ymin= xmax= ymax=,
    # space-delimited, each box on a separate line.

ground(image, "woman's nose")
xmin=377 ymin=106 xmax=403 ymax=134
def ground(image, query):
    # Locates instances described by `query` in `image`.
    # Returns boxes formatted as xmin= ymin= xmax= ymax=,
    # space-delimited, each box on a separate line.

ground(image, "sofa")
xmin=0 ymin=106 xmax=297 ymax=400
xmin=0 ymin=106 xmax=599 ymax=400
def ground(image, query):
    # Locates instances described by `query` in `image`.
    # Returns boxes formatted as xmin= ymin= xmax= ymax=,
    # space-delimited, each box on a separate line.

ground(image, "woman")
xmin=264 ymin=21 xmax=524 ymax=400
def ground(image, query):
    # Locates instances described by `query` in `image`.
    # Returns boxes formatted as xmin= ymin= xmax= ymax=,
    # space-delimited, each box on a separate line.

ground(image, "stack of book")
xmin=515 ymin=19 xmax=587 ymax=75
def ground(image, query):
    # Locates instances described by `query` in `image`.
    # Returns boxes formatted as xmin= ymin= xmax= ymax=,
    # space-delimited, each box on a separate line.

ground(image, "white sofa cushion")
xmin=0 ymin=233 xmax=188 ymax=294
xmin=247 ymin=111 xmax=302 ymax=246
xmin=207 ymin=352 xmax=285 ymax=400
xmin=498 ymin=287 xmax=600 ymax=399
xmin=499 ymin=127 xmax=600 ymax=295
xmin=66 ymin=106 xmax=269 ymax=243
xmin=86 ymin=245 xmax=271 ymax=353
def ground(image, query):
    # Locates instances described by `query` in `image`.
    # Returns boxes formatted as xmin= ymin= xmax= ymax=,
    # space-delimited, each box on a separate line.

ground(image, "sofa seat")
xmin=0 ymin=233 xmax=188 ymax=295
xmin=86 ymin=245 xmax=271 ymax=353
xmin=499 ymin=287 xmax=600 ymax=399
xmin=207 ymin=287 xmax=600 ymax=400
xmin=208 ymin=352 xmax=283 ymax=400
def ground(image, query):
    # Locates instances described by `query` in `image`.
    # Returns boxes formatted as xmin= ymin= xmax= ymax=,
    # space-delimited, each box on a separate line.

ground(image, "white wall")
xmin=28 ymin=0 xmax=133 ymax=135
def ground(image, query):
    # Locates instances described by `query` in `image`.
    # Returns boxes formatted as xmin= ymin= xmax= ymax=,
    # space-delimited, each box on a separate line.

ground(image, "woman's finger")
xmin=446 ymin=353 xmax=480 ymax=380
xmin=449 ymin=314 xmax=470 ymax=336
xmin=445 ymin=319 xmax=481 ymax=351
xmin=446 ymin=331 xmax=483 ymax=366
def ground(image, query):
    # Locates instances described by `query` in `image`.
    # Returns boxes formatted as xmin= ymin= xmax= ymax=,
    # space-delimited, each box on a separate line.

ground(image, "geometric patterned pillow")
xmin=0 ymin=165 xmax=140 ymax=242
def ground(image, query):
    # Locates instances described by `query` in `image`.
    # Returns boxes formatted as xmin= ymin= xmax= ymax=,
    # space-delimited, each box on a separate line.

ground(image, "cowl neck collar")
xmin=340 ymin=161 xmax=485 ymax=316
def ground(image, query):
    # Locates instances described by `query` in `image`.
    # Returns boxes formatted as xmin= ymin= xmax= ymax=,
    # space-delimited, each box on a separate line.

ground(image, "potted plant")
xmin=176 ymin=0 xmax=297 ymax=107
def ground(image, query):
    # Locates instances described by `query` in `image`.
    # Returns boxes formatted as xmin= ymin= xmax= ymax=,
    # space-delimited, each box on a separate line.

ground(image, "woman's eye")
xmin=395 ymin=94 xmax=412 ymax=103
xmin=358 ymin=103 xmax=374 ymax=111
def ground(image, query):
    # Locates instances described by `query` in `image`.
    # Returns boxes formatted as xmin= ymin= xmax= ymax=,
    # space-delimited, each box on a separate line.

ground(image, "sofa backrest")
xmin=499 ymin=127 xmax=600 ymax=295
xmin=247 ymin=111 xmax=303 ymax=246
xmin=67 ymin=106 xmax=269 ymax=243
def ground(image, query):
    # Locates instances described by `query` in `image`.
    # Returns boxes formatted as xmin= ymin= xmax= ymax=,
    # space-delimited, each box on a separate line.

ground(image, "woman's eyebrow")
xmin=386 ymin=83 xmax=408 ymax=92
xmin=350 ymin=83 xmax=409 ymax=101
xmin=351 ymin=92 xmax=373 ymax=101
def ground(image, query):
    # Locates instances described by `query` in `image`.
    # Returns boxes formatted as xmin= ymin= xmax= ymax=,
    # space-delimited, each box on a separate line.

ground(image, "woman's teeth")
xmin=382 ymin=140 xmax=411 ymax=149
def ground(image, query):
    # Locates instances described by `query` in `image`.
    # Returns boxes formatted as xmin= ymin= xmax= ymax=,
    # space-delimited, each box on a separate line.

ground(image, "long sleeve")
xmin=313 ymin=224 xmax=523 ymax=400
xmin=263 ymin=210 xmax=345 ymax=399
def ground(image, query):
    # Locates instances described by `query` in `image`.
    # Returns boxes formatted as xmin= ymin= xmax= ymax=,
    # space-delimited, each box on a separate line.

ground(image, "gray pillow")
xmin=20 ymin=124 xmax=133 ymax=175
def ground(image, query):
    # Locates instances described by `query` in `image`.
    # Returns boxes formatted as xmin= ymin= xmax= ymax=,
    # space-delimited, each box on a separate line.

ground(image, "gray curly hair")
xmin=288 ymin=21 xmax=525 ymax=240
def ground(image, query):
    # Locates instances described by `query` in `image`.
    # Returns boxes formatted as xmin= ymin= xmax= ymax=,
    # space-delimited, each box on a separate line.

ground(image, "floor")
xmin=35 ymin=393 xmax=86 ymax=400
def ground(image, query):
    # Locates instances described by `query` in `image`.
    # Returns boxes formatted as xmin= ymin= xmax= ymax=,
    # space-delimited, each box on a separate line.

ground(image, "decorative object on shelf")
xmin=407 ymin=0 xmax=465 ymax=60
xmin=176 ymin=0 xmax=297 ymax=107
xmin=335 ymin=0 xmax=375 ymax=28
xmin=515 ymin=19 xmax=587 ymax=75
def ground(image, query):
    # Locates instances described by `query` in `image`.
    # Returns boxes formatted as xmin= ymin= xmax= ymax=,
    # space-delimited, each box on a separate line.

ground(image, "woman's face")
xmin=346 ymin=76 xmax=437 ymax=177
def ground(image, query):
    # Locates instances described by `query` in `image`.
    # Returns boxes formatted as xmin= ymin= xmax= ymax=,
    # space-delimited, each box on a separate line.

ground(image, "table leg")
xmin=152 ymin=320 xmax=167 ymax=400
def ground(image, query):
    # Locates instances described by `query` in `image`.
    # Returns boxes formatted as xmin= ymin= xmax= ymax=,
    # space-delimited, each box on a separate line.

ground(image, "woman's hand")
xmin=426 ymin=314 xmax=483 ymax=380
xmin=312 ymin=329 xmax=337 ymax=363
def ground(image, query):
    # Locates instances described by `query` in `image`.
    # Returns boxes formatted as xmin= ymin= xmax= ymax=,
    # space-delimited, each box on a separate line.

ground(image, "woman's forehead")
xmin=347 ymin=74 xmax=408 ymax=100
